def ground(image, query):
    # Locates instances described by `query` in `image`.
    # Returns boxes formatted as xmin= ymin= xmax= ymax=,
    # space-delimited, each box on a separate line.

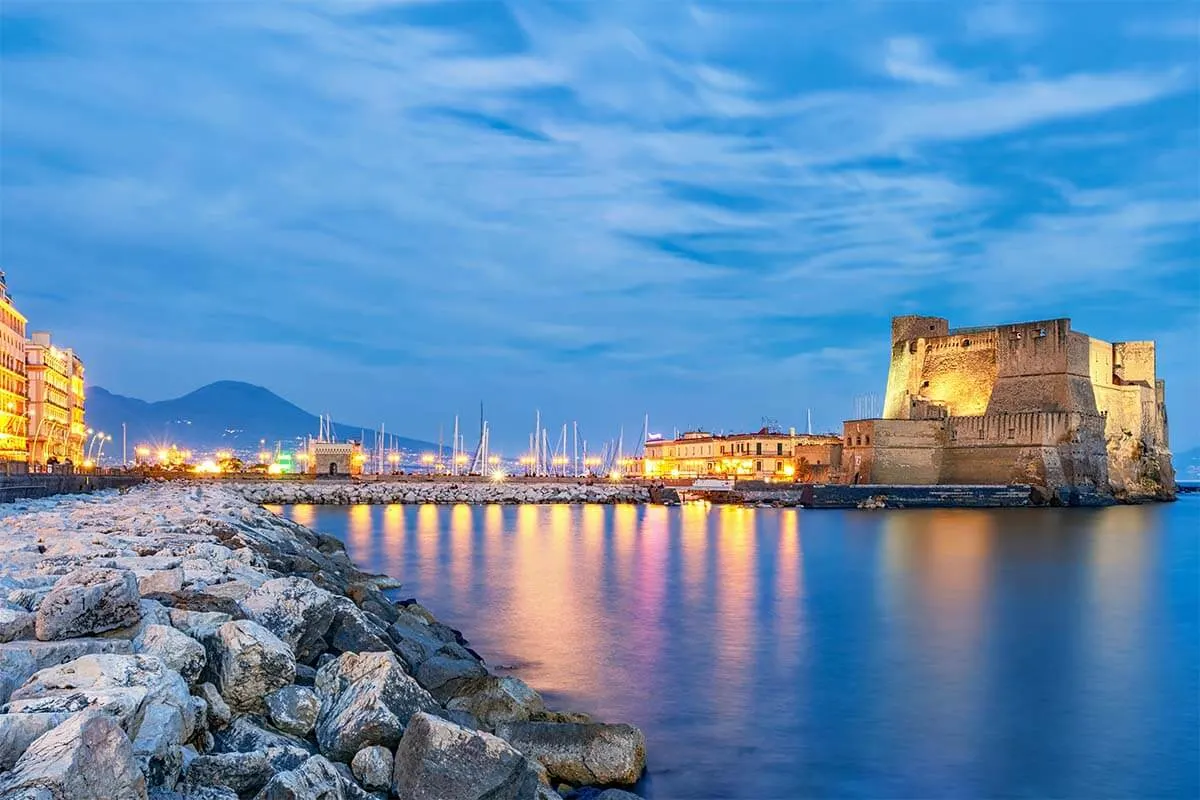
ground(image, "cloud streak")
xmin=1 ymin=0 xmax=1197 ymax=447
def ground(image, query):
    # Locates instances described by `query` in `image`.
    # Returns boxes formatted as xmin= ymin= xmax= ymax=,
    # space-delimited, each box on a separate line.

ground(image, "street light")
xmin=96 ymin=434 xmax=112 ymax=464
xmin=86 ymin=432 xmax=105 ymax=461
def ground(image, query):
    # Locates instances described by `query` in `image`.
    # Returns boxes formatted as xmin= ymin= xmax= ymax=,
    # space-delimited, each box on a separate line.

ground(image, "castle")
xmin=841 ymin=315 xmax=1175 ymax=501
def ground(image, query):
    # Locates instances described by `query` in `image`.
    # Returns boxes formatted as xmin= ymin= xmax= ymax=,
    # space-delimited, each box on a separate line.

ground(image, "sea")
xmin=268 ymin=499 xmax=1200 ymax=799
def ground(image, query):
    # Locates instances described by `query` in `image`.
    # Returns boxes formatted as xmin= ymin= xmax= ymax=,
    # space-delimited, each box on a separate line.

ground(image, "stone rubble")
xmin=233 ymin=481 xmax=651 ymax=507
xmin=0 ymin=485 xmax=646 ymax=799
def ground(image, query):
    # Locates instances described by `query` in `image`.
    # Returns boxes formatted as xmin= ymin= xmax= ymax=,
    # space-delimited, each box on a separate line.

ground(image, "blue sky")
xmin=1 ymin=1 xmax=1198 ymax=452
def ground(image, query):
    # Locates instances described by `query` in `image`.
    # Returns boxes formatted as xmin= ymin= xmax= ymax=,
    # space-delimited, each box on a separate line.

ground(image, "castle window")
xmin=856 ymin=435 xmax=862 ymax=446
xmin=962 ymin=339 xmax=970 ymax=348
xmin=1008 ymin=428 xmax=1015 ymax=439
xmin=865 ymin=435 xmax=870 ymax=445
xmin=777 ymin=443 xmax=783 ymax=455
xmin=756 ymin=460 xmax=762 ymax=471
xmin=921 ymin=380 xmax=930 ymax=389
xmin=1036 ymin=327 xmax=1047 ymax=338
xmin=846 ymin=437 xmax=851 ymax=446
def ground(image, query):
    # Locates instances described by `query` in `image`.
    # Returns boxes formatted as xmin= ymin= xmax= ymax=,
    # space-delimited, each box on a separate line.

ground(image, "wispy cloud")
xmin=884 ymin=37 xmax=963 ymax=86
xmin=1 ymin=0 xmax=1197 ymax=446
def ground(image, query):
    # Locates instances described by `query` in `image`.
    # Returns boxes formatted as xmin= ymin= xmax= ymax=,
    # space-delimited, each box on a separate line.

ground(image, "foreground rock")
xmin=135 ymin=623 xmax=208 ymax=684
xmin=495 ymin=722 xmax=647 ymax=787
xmin=240 ymin=577 xmax=336 ymax=665
xmin=0 ymin=709 xmax=148 ymax=799
xmin=392 ymin=712 xmax=542 ymax=800
xmin=265 ymin=684 xmax=320 ymax=737
xmin=315 ymin=651 xmax=438 ymax=762
xmin=34 ymin=567 xmax=142 ymax=640
xmin=351 ymin=745 xmax=393 ymax=792
xmin=0 ymin=484 xmax=649 ymax=800
xmin=0 ymin=711 xmax=69 ymax=771
xmin=203 ymin=619 xmax=296 ymax=712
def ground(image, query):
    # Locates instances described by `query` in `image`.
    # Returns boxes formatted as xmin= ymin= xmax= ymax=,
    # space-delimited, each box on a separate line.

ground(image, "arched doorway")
xmin=328 ymin=462 xmax=338 ymax=475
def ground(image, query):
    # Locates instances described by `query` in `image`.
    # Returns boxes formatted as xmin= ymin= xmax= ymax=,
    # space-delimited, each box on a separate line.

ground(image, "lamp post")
xmin=86 ymin=432 xmax=104 ymax=461
xmin=96 ymin=434 xmax=112 ymax=465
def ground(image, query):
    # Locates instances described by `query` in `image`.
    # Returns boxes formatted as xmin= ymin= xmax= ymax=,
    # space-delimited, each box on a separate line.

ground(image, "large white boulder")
xmin=392 ymin=712 xmax=541 ymax=800
xmin=203 ymin=619 xmax=296 ymax=712
xmin=239 ymin=577 xmax=336 ymax=664
xmin=134 ymin=623 xmax=207 ymax=684
xmin=0 ymin=709 xmax=148 ymax=799
xmin=35 ymin=567 xmax=142 ymax=640
xmin=493 ymin=721 xmax=646 ymax=787
xmin=314 ymin=651 xmax=438 ymax=762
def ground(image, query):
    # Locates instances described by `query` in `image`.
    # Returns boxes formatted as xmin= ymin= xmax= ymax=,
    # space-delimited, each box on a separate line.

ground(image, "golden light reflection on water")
xmin=289 ymin=504 xmax=315 ymax=530
xmin=774 ymin=508 xmax=804 ymax=673
xmin=713 ymin=506 xmax=756 ymax=721
xmin=380 ymin=504 xmax=405 ymax=574
xmin=449 ymin=504 xmax=473 ymax=590
xmin=274 ymin=499 xmax=1192 ymax=800
xmin=347 ymin=503 xmax=373 ymax=555
xmin=680 ymin=502 xmax=710 ymax=608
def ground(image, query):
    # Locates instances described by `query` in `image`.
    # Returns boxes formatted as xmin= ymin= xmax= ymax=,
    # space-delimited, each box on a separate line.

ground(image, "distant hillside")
xmin=1176 ymin=446 xmax=1200 ymax=484
xmin=86 ymin=381 xmax=437 ymax=454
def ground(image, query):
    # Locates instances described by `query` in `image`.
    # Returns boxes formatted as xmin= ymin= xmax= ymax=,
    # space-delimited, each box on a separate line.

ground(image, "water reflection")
xmin=275 ymin=500 xmax=1199 ymax=800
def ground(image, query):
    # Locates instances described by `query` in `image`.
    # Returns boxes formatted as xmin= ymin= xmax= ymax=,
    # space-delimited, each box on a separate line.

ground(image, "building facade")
xmin=841 ymin=315 xmax=1174 ymax=500
xmin=25 ymin=332 xmax=86 ymax=465
xmin=641 ymin=428 xmax=843 ymax=482
xmin=0 ymin=272 xmax=28 ymax=465
xmin=306 ymin=441 xmax=364 ymax=476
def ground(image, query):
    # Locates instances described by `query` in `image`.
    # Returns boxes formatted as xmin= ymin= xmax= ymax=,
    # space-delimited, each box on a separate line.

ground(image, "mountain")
xmin=86 ymin=381 xmax=438 ymax=454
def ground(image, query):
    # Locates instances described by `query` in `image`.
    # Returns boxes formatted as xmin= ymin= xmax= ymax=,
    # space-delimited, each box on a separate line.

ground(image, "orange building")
xmin=641 ymin=428 xmax=843 ymax=482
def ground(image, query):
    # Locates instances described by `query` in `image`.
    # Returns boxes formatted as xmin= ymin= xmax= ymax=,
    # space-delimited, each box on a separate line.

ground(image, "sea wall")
xmin=0 ymin=485 xmax=646 ymax=799
xmin=233 ymin=480 xmax=652 ymax=506
xmin=0 ymin=472 xmax=142 ymax=502
xmin=742 ymin=483 xmax=1113 ymax=508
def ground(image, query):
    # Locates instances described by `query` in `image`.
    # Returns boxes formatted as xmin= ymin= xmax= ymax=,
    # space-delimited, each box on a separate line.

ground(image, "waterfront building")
xmin=641 ymin=428 xmax=843 ymax=482
xmin=306 ymin=440 xmax=364 ymax=476
xmin=25 ymin=332 xmax=86 ymax=465
xmin=840 ymin=315 xmax=1174 ymax=500
xmin=0 ymin=271 xmax=28 ymax=465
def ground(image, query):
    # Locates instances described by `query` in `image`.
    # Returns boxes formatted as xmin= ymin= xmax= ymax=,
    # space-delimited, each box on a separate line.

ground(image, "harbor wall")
xmin=0 ymin=473 xmax=143 ymax=502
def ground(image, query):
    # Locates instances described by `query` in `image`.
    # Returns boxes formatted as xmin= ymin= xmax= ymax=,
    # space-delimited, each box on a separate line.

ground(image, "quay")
xmin=0 ymin=471 xmax=142 ymax=502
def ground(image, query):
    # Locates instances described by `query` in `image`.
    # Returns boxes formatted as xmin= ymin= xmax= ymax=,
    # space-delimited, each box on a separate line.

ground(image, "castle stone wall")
xmin=862 ymin=419 xmax=945 ymax=485
xmin=846 ymin=315 xmax=1173 ymax=500
xmin=1114 ymin=341 xmax=1156 ymax=386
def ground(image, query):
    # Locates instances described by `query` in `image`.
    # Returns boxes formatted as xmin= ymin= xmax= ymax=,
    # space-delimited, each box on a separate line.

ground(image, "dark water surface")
xmin=269 ymin=500 xmax=1200 ymax=799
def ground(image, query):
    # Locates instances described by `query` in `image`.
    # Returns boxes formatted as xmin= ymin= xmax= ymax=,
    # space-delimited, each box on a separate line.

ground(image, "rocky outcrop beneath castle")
xmin=233 ymin=481 xmax=651 ymax=506
xmin=1106 ymin=438 xmax=1176 ymax=502
xmin=0 ymin=486 xmax=646 ymax=799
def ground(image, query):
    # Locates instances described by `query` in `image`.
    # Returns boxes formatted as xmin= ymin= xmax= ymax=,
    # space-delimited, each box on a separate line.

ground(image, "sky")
xmin=1 ymin=0 xmax=1198 ymax=453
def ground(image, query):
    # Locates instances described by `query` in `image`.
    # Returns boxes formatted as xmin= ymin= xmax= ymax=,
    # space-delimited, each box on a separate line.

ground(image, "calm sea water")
xmin=269 ymin=499 xmax=1200 ymax=800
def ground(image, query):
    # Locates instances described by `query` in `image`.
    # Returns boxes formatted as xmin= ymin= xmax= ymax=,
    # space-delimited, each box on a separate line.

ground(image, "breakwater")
xmin=0 ymin=485 xmax=646 ymax=799
xmin=229 ymin=478 xmax=1109 ymax=509
xmin=235 ymin=479 xmax=651 ymax=506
